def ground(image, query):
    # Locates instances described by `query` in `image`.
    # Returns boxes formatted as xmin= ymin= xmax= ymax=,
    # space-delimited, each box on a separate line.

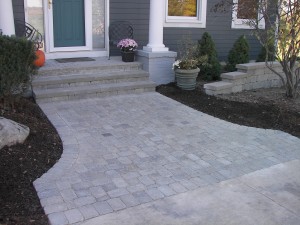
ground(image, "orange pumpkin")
xmin=34 ymin=50 xmax=45 ymax=67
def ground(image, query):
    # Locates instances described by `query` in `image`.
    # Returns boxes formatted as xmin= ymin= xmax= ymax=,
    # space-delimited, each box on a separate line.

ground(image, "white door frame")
xmin=24 ymin=0 xmax=109 ymax=58
xmin=44 ymin=0 xmax=92 ymax=52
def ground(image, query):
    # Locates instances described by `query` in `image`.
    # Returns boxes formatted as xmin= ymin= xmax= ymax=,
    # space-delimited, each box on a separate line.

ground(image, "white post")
xmin=143 ymin=0 xmax=169 ymax=52
xmin=0 ymin=0 xmax=15 ymax=35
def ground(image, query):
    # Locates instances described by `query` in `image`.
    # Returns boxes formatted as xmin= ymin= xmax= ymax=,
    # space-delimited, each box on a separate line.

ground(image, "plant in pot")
xmin=173 ymin=38 xmax=208 ymax=90
xmin=117 ymin=38 xmax=138 ymax=62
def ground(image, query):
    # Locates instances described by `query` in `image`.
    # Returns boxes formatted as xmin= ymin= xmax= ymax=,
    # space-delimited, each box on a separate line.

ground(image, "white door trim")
xmin=44 ymin=0 xmax=92 ymax=52
xmin=24 ymin=0 xmax=109 ymax=58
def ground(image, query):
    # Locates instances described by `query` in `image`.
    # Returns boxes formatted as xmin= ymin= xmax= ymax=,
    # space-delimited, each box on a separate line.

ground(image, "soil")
xmin=0 ymin=98 xmax=63 ymax=225
xmin=156 ymin=80 xmax=300 ymax=138
xmin=0 ymin=82 xmax=299 ymax=224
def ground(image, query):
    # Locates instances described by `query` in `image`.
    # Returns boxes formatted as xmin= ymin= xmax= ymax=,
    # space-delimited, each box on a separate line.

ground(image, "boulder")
xmin=0 ymin=117 xmax=30 ymax=149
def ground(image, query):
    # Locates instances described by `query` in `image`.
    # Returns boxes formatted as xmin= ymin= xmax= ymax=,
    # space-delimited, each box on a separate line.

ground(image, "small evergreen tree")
xmin=197 ymin=32 xmax=221 ymax=80
xmin=0 ymin=35 xmax=36 ymax=109
xmin=226 ymin=35 xmax=249 ymax=72
xmin=256 ymin=41 xmax=276 ymax=62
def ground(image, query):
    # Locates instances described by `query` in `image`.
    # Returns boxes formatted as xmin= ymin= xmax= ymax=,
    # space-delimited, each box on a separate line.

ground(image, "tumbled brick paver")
xmin=107 ymin=198 xmax=126 ymax=211
xmin=93 ymin=201 xmax=113 ymax=215
xmin=79 ymin=205 xmax=99 ymax=220
xmin=64 ymin=209 xmax=84 ymax=224
xmin=48 ymin=212 xmax=69 ymax=225
xmin=33 ymin=93 xmax=300 ymax=224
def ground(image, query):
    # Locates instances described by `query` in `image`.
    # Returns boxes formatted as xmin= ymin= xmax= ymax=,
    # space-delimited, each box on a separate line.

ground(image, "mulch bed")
xmin=0 ymin=98 xmax=63 ymax=225
xmin=156 ymin=82 xmax=300 ymax=138
xmin=0 ymin=83 xmax=299 ymax=224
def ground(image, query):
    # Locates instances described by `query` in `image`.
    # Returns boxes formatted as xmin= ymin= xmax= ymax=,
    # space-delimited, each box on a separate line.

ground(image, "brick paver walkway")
xmin=34 ymin=93 xmax=300 ymax=225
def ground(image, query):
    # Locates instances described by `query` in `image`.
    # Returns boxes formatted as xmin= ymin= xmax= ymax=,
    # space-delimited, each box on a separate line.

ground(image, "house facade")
xmin=1 ymin=0 xmax=262 ymax=61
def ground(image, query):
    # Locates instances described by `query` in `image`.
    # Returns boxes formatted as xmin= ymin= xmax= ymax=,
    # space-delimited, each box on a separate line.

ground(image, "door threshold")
xmin=45 ymin=50 xmax=108 ymax=59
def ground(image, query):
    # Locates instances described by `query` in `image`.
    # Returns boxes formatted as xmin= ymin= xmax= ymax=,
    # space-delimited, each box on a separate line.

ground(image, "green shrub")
xmin=197 ymin=32 xmax=221 ymax=80
xmin=256 ymin=42 xmax=276 ymax=62
xmin=226 ymin=35 xmax=249 ymax=72
xmin=0 ymin=35 xmax=36 ymax=107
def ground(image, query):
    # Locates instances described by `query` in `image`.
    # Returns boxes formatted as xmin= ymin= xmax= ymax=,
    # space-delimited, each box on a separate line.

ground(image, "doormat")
xmin=55 ymin=57 xmax=95 ymax=63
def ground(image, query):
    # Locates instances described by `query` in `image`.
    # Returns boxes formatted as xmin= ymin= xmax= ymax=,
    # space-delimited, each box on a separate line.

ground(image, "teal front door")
xmin=53 ymin=0 xmax=85 ymax=47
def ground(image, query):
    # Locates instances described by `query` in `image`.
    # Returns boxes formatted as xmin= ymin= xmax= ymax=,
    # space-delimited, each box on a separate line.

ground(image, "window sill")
xmin=164 ymin=21 xmax=206 ymax=28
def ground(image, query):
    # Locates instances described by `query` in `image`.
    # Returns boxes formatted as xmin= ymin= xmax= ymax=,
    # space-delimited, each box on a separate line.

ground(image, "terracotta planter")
xmin=121 ymin=51 xmax=135 ymax=62
xmin=175 ymin=67 xmax=200 ymax=90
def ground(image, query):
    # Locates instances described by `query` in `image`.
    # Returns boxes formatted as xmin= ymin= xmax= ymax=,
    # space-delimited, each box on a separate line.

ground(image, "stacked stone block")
xmin=204 ymin=62 xmax=284 ymax=95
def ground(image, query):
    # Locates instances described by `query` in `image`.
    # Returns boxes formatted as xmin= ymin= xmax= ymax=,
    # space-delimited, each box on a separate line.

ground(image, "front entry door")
xmin=53 ymin=0 xmax=85 ymax=47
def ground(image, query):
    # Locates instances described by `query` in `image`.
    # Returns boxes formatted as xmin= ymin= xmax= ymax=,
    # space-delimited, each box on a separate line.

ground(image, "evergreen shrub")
xmin=197 ymin=32 xmax=221 ymax=80
xmin=226 ymin=35 xmax=249 ymax=72
xmin=0 ymin=35 xmax=36 ymax=105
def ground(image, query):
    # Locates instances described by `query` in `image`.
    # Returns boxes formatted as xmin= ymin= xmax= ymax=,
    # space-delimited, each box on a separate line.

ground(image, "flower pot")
xmin=175 ymin=68 xmax=200 ymax=90
xmin=121 ymin=51 xmax=135 ymax=62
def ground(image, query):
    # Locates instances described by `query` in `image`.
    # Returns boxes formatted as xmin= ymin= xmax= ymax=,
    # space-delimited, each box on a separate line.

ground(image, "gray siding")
xmin=12 ymin=0 xmax=25 ymax=35
xmin=110 ymin=0 xmax=150 ymax=56
xmin=12 ymin=0 xmax=25 ymax=22
xmin=110 ymin=0 xmax=261 ymax=61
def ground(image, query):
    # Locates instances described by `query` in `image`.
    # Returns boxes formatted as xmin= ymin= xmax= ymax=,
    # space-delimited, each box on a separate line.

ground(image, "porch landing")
xmin=32 ymin=57 xmax=156 ymax=103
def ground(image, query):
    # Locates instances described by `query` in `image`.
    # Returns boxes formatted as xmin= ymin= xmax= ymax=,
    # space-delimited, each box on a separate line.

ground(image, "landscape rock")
xmin=0 ymin=117 xmax=30 ymax=149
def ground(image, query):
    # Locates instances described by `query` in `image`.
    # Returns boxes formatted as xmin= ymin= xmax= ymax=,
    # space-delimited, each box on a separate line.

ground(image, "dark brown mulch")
xmin=0 ymin=82 xmax=299 ymax=225
xmin=0 ymin=98 xmax=63 ymax=225
xmin=156 ymin=82 xmax=300 ymax=138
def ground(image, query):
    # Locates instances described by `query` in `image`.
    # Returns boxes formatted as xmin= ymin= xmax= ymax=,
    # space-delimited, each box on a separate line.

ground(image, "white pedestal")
xmin=136 ymin=50 xmax=177 ymax=85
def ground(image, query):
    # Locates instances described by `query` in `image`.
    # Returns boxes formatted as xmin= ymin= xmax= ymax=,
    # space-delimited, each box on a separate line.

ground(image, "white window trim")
xmin=232 ymin=0 xmax=265 ymax=29
xmin=164 ymin=0 xmax=207 ymax=28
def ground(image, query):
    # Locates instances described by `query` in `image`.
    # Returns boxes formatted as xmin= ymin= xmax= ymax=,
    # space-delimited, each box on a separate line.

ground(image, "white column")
xmin=0 ymin=0 xmax=15 ymax=35
xmin=143 ymin=0 xmax=169 ymax=52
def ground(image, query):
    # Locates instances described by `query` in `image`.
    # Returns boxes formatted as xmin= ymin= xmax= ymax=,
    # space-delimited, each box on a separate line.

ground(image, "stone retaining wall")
xmin=204 ymin=62 xmax=284 ymax=95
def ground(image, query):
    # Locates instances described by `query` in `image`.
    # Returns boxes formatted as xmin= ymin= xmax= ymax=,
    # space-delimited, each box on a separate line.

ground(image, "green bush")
xmin=197 ymin=32 xmax=221 ymax=80
xmin=0 ymin=35 xmax=36 ymax=106
xmin=256 ymin=42 xmax=276 ymax=62
xmin=226 ymin=35 xmax=249 ymax=72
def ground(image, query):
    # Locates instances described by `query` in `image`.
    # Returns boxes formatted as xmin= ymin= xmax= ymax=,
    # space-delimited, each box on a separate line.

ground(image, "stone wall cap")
xmin=221 ymin=71 xmax=248 ymax=80
xmin=236 ymin=62 xmax=281 ymax=70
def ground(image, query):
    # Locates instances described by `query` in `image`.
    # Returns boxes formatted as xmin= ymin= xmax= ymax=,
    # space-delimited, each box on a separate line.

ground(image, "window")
xmin=165 ymin=0 xmax=207 ymax=28
xmin=232 ymin=0 xmax=265 ymax=29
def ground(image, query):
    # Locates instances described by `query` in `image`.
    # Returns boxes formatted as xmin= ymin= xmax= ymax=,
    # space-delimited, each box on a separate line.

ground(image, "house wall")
xmin=12 ymin=0 xmax=25 ymax=35
xmin=12 ymin=0 xmax=25 ymax=22
xmin=110 ymin=0 xmax=261 ymax=61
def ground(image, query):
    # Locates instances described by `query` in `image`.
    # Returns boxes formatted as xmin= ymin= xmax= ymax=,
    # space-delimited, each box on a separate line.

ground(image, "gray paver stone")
xmin=93 ymin=201 xmax=113 ymax=215
xmin=74 ymin=196 xmax=96 ymax=207
xmin=64 ymin=208 xmax=84 ymax=224
xmin=107 ymin=188 xmax=129 ymax=198
xmin=48 ymin=212 xmax=69 ymax=225
xmin=40 ymin=196 xmax=64 ymax=207
xmin=79 ymin=205 xmax=99 ymax=220
xmin=132 ymin=191 xmax=152 ymax=204
xmin=120 ymin=194 xmax=140 ymax=207
xmin=107 ymin=198 xmax=126 ymax=211
xmin=44 ymin=203 xmax=69 ymax=215
xmin=89 ymin=186 xmax=106 ymax=198
xmin=146 ymin=188 xmax=165 ymax=200
xmin=60 ymin=189 xmax=77 ymax=201
xmin=169 ymin=182 xmax=188 ymax=193
xmin=158 ymin=185 xmax=176 ymax=197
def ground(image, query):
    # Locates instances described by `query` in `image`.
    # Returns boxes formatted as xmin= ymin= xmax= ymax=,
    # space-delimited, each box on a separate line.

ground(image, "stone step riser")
xmin=33 ymin=76 xmax=149 ymax=90
xmin=38 ymin=64 xmax=142 ymax=76
xmin=35 ymin=86 xmax=155 ymax=103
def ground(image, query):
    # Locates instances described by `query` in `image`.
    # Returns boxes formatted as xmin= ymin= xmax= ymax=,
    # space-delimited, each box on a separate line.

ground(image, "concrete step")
xmin=32 ymin=70 xmax=150 ymax=89
xmin=34 ymin=80 xmax=156 ymax=103
xmin=38 ymin=61 xmax=142 ymax=76
xmin=204 ymin=81 xmax=233 ymax=95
